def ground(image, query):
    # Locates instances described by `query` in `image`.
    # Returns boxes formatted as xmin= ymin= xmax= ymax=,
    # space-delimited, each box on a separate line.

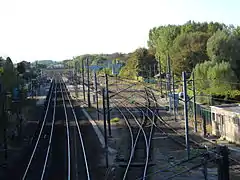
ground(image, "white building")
xmin=211 ymin=104 xmax=240 ymax=144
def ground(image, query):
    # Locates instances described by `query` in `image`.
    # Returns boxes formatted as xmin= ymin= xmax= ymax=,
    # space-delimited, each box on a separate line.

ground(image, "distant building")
xmin=211 ymin=104 xmax=240 ymax=144
xmin=48 ymin=64 xmax=64 ymax=69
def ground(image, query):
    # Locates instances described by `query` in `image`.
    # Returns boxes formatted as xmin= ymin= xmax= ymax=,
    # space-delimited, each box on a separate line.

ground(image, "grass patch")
xmin=110 ymin=117 xmax=120 ymax=123
xmin=86 ymin=107 xmax=95 ymax=112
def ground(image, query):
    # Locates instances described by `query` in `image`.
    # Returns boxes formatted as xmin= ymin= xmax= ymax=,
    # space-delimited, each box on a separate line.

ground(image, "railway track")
xmin=89 ymin=74 xmax=209 ymax=178
xmin=113 ymin=99 xmax=153 ymax=180
xmin=5 ymin=76 xmax=91 ymax=180
xmin=77 ymin=74 xmax=240 ymax=178
xmin=61 ymin=79 xmax=91 ymax=180
xmin=111 ymin=86 xmax=218 ymax=179
xmin=21 ymin=79 xmax=57 ymax=180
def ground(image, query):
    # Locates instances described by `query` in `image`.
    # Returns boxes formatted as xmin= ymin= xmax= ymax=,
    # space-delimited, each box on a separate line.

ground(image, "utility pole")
xmin=149 ymin=65 xmax=152 ymax=83
xmin=158 ymin=58 xmax=163 ymax=96
xmin=102 ymin=88 xmax=108 ymax=168
xmin=31 ymin=79 xmax=33 ymax=99
xmin=167 ymin=54 xmax=171 ymax=111
xmin=172 ymin=73 xmax=176 ymax=121
xmin=86 ymin=58 xmax=91 ymax=107
xmin=217 ymin=146 xmax=229 ymax=180
xmin=3 ymin=92 xmax=11 ymax=163
xmin=94 ymin=71 xmax=99 ymax=121
xmin=105 ymin=73 xmax=112 ymax=137
xmin=192 ymin=72 xmax=197 ymax=133
xmin=182 ymin=71 xmax=190 ymax=159
xmin=81 ymin=59 xmax=86 ymax=102
xmin=153 ymin=63 xmax=156 ymax=77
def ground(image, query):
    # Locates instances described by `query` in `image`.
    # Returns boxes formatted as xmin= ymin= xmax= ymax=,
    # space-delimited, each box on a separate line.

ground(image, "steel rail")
xmin=92 ymin=76 xmax=154 ymax=179
xmin=94 ymin=76 xmax=210 ymax=173
xmin=118 ymin=94 xmax=219 ymax=159
xmin=144 ymin=88 xmax=240 ymax=166
xmin=142 ymin=89 xmax=155 ymax=180
xmin=40 ymin=79 xmax=58 ymax=179
xmin=114 ymin=105 xmax=134 ymax=150
xmin=22 ymin=80 xmax=55 ymax=180
xmin=60 ymin=79 xmax=71 ymax=180
xmin=89 ymin=79 xmax=144 ymax=179
xmin=114 ymin=91 xmax=212 ymax=180
xmin=115 ymin=89 xmax=155 ymax=180
xmin=93 ymin=77 xmax=204 ymax=149
xmin=115 ymin=91 xmax=220 ymax=174
xmin=115 ymin=91 xmax=203 ymax=148
xmin=62 ymin=81 xmax=91 ymax=180
xmin=113 ymin=102 xmax=144 ymax=180
xmin=113 ymin=99 xmax=149 ymax=180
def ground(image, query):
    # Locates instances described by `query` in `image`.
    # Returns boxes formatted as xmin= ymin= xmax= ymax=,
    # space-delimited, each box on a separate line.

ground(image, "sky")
xmin=0 ymin=0 xmax=239 ymax=63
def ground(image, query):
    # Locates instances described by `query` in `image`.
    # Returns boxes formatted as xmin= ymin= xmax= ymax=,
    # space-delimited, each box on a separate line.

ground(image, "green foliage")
xmin=0 ymin=67 xmax=3 ymax=74
xmin=98 ymin=68 xmax=112 ymax=76
xmin=148 ymin=25 xmax=181 ymax=70
xmin=2 ymin=57 xmax=18 ymax=91
xmin=148 ymin=21 xmax=226 ymax=74
xmin=193 ymin=61 xmax=238 ymax=97
xmin=206 ymin=30 xmax=230 ymax=62
xmin=37 ymin=64 xmax=47 ymax=69
xmin=147 ymin=20 xmax=240 ymax=99
xmin=119 ymin=48 xmax=157 ymax=79
xmin=207 ymin=62 xmax=237 ymax=95
xmin=110 ymin=117 xmax=120 ymax=123
xmin=119 ymin=53 xmax=138 ymax=78
xmin=17 ymin=62 xmax=26 ymax=74
xmin=207 ymin=30 xmax=240 ymax=78
xmin=171 ymin=32 xmax=209 ymax=75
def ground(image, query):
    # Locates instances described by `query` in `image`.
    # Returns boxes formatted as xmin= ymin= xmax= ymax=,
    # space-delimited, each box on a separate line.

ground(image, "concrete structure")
xmin=211 ymin=104 xmax=240 ymax=144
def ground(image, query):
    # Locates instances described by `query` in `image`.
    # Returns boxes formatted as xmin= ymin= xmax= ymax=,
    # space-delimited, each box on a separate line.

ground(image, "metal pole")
xmin=86 ymin=58 xmax=91 ymax=107
xmin=165 ymin=55 xmax=169 ymax=101
xmin=102 ymin=88 xmax=109 ymax=168
xmin=2 ymin=92 xmax=8 ymax=162
xmin=217 ymin=146 xmax=229 ymax=180
xmin=115 ymin=74 xmax=117 ymax=91
xmin=81 ymin=59 xmax=86 ymax=101
xmin=149 ymin=65 xmax=152 ymax=83
xmin=153 ymin=63 xmax=156 ymax=77
xmin=182 ymin=71 xmax=190 ymax=159
xmin=105 ymin=73 xmax=112 ymax=137
xmin=172 ymin=73 xmax=176 ymax=121
xmin=158 ymin=58 xmax=163 ymax=96
xmin=31 ymin=79 xmax=33 ymax=99
xmin=167 ymin=54 xmax=172 ymax=112
xmin=94 ymin=71 xmax=99 ymax=121
xmin=202 ymin=115 xmax=207 ymax=137
xmin=192 ymin=72 xmax=197 ymax=133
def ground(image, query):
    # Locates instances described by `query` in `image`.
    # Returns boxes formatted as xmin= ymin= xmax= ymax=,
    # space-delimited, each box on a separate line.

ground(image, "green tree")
xmin=17 ymin=61 xmax=26 ymax=74
xmin=193 ymin=61 xmax=238 ymax=97
xmin=207 ymin=61 xmax=237 ymax=96
xmin=119 ymin=48 xmax=156 ymax=79
xmin=207 ymin=30 xmax=240 ymax=78
xmin=2 ymin=57 xmax=17 ymax=92
xmin=171 ymin=32 xmax=209 ymax=75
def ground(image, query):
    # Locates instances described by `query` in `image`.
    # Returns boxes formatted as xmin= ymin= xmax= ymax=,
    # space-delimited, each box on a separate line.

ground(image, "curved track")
xmin=113 ymin=98 xmax=154 ymax=180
